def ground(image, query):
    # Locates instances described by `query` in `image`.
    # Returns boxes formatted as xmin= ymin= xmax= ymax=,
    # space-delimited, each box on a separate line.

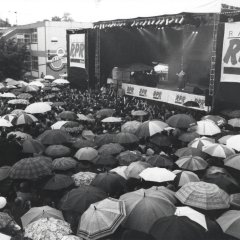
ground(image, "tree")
xmin=0 ymin=38 xmax=28 ymax=81
xmin=51 ymin=16 xmax=61 ymax=21
xmin=61 ymin=12 xmax=74 ymax=22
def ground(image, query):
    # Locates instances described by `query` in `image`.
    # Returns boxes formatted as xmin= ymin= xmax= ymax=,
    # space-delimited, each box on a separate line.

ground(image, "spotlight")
xmin=139 ymin=21 xmax=144 ymax=26
xmin=151 ymin=20 xmax=155 ymax=25
xmin=175 ymin=18 xmax=179 ymax=23
xmin=161 ymin=27 xmax=164 ymax=29
xmin=195 ymin=31 xmax=198 ymax=34
xmin=165 ymin=19 xmax=169 ymax=25
xmin=169 ymin=18 xmax=174 ymax=24
xmin=131 ymin=21 xmax=135 ymax=27
xmin=155 ymin=19 xmax=161 ymax=25
xmin=147 ymin=20 xmax=151 ymax=25
xmin=179 ymin=16 xmax=184 ymax=24
xmin=159 ymin=18 xmax=165 ymax=25
xmin=142 ymin=20 xmax=147 ymax=26
xmin=135 ymin=21 xmax=140 ymax=26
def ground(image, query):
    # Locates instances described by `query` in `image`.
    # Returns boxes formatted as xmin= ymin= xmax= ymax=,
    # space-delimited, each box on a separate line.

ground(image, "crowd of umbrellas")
xmin=1 ymin=76 xmax=240 ymax=239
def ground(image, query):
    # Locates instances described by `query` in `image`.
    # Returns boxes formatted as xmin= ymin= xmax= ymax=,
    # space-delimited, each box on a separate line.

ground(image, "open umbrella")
xmin=72 ymin=171 xmax=97 ymax=187
xmin=7 ymin=131 xmax=32 ymax=140
xmin=125 ymin=161 xmax=151 ymax=179
xmin=11 ymin=109 xmax=25 ymax=116
xmin=75 ymin=147 xmax=98 ymax=162
xmin=0 ymin=166 xmax=11 ymax=181
xmin=202 ymin=143 xmax=235 ymax=158
xmin=45 ymin=145 xmax=71 ymax=158
xmin=195 ymin=120 xmax=221 ymax=136
xmin=110 ymin=166 xmax=128 ymax=180
xmin=29 ymin=81 xmax=44 ymax=88
xmin=96 ymin=108 xmax=115 ymax=118
xmin=173 ymin=170 xmax=200 ymax=187
xmin=188 ymin=137 xmax=215 ymax=150
xmin=1 ymin=114 xmax=16 ymax=123
xmin=224 ymin=154 xmax=240 ymax=170
xmin=149 ymin=133 xmax=173 ymax=147
xmin=21 ymin=206 xmax=64 ymax=229
xmin=51 ymin=121 xmax=68 ymax=130
xmin=9 ymin=156 xmax=52 ymax=179
xmin=24 ymin=217 xmax=71 ymax=240
xmin=175 ymin=156 xmax=208 ymax=171
xmin=226 ymin=135 xmax=240 ymax=151
xmin=37 ymin=130 xmax=70 ymax=145
xmin=175 ymin=182 xmax=230 ymax=210
xmin=53 ymin=79 xmax=69 ymax=85
xmin=17 ymin=93 xmax=33 ymax=99
xmin=121 ymin=121 xmax=142 ymax=134
xmin=52 ymin=157 xmax=77 ymax=171
xmin=166 ymin=114 xmax=196 ymax=129
xmin=0 ymin=212 xmax=20 ymax=229
xmin=146 ymin=154 xmax=173 ymax=168
xmin=131 ymin=110 xmax=148 ymax=117
xmin=25 ymin=102 xmax=51 ymax=114
xmin=12 ymin=113 xmax=38 ymax=125
xmin=0 ymin=92 xmax=16 ymax=98
xmin=98 ymin=143 xmax=124 ymax=155
xmin=22 ymin=139 xmax=45 ymax=154
xmin=72 ymin=138 xmax=96 ymax=149
xmin=218 ymin=135 xmax=234 ymax=144
xmin=78 ymin=198 xmax=126 ymax=240
xmin=93 ymin=154 xmax=117 ymax=167
xmin=228 ymin=118 xmax=240 ymax=128
xmin=135 ymin=120 xmax=168 ymax=138
xmin=202 ymin=115 xmax=226 ymax=127
xmin=115 ymin=132 xmax=139 ymax=145
xmin=8 ymin=99 xmax=29 ymax=105
xmin=101 ymin=117 xmax=122 ymax=123
xmin=59 ymin=111 xmax=78 ymax=121
xmin=94 ymin=134 xmax=116 ymax=146
xmin=175 ymin=147 xmax=207 ymax=158
xmin=117 ymin=150 xmax=142 ymax=166
xmin=22 ymin=85 xmax=39 ymax=92
xmin=43 ymin=174 xmax=74 ymax=190
xmin=0 ymin=118 xmax=12 ymax=127
xmin=178 ymin=131 xmax=200 ymax=143
xmin=77 ymin=113 xmax=93 ymax=122
xmin=44 ymin=75 xmax=55 ymax=80
xmin=139 ymin=167 xmax=176 ymax=183
xmin=120 ymin=188 xmax=176 ymax=233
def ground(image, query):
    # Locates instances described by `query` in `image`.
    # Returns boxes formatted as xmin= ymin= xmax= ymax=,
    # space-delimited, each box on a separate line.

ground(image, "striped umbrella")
xmin=188 ymin=137 xmax=215 ymax=150
xmin=173 ymin=170 xmax=200 ymax=187
xmin=175 ymin=182 xmax=230 ymax=210
xmin=195 ymin=120 xmax=221 ymax=136
xmin=175 ymin=156 xmax=208 ymax=171
xmin=224 ymin=154 xmax=240 ymax=170
xmin=11 ymin=109 xmax=25 ymax=116
xmin=78 ymin=198 xmax=126 ymax=240
xmin=12 ymin=113 xmax=38 ymax=125
xmin=1 ymin=114 xmax=16 ymax=123
xmin=0 ymin=118 xmax=12 ymax=127
xmin=202 ymin=143 xmax=235 ymax=158
xmin=175 ymin=147 xmax=207 ymax=159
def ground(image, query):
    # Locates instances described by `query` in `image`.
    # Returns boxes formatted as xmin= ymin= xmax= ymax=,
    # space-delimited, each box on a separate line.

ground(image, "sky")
xmin=1 ymin=0 xmax=240 ymax=25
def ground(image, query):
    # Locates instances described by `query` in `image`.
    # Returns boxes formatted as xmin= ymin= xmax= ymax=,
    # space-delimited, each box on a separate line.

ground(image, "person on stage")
xmin=176 ymin=69 xmax=186 ymax=91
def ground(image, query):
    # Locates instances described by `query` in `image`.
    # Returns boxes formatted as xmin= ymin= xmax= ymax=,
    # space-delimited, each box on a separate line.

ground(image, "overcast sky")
xmin=2 ymin=0 xmax=240 ymax=25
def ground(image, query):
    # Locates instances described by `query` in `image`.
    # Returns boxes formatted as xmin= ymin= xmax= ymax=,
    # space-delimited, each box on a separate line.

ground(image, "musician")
xmin=176 ymin=70 xmax=186 ymax=91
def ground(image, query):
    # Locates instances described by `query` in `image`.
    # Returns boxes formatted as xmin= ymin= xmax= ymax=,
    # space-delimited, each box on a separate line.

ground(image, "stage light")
xmin=142 ymin=20 xmax=147 ymax=26
xmin=175 ymin=18 xmax=179 ymax=23
xmin=135 ymin=21 xmax=140 ymax=26
xmin=131 ymin=21 xmax=136 ymax=27
xmin=169 ymin=18 xmax=174 ymax=24
xmin=147 ymin=20 xmax=152 ymax=25
xmin=179 ymin=16 xmax=184 ymax=24
xmin=159 ymin=18 xmax=165 ymax=25
xmin=161 ymin=27 xmax=164 ymax=29
xmin=165 ymin=18 xmax=169 ymax=25
xmin=139 ymin=21 xmax=144 ymax=26
xmin=155 ymin=19 xmax=161 ymax=25
xmin=151 ymin=20 xmax=155 ymax=25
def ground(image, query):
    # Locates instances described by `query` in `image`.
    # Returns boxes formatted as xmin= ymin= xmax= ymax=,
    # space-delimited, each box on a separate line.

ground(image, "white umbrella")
xmin=202 ymin=143 xmax=235 ymax=158
xmin=0 ymin=93 xmax=16 ymax=98
xmin=17 ymin=81 xmax=28 ymax=87
xmin=44 ymin=75 xmax=55 ymax=80
xmin=0 ymin=118 xmax=12 ymax=127
xmin=110 ymin=166 xmax=128 ymax=180
xmin=188 ymin=137 xmax=215 ymax=150
xmin=53 ymin=79 xmax=70 ymax=85
xmin=29 ymin=81 xmax=44 ymax=88
xmin=101 ymin=117 xmax=122 ymax=123
xmin=51 ymin=121 xmax=68 ymax=130
xmin=195 ymin=120 xmax=221 ymax=136
xmin=25 ymin=102 xmax=51 ymax=114
xmin=139 ymin=167 xmax=176 ymax=183
xmin=226 ymin=135 xmax=240 ymax=152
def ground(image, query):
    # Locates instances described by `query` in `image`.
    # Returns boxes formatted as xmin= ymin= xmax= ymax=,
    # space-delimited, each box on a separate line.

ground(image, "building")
xmin=2 ymin=20 xmax=92 ymax=78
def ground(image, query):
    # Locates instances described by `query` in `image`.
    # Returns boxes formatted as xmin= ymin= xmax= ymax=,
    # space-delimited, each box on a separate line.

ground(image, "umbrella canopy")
xmin=12 ymin=113 xmax=38 ymax=125
xmin=0 ymin=118 xmax=12 ymax=127
xmin=8 ymin=99 xmax=29 ymax=105
xmin=82 ymin=130 xmax=95 ymax=142
xmin=0 ymin=166 xmax=11 ymax=181
xmin=25 ymin=102 xmax=51 ymax=114
xmin=202 ymin=143 xmax=235 ymax=158
xmin=115 ymin=132 xmax=139 ymax=145
xmin=7 ymin=131 xmax=32 ymax=140
xmin=44 ymin=75 xmax=55 ymax=80
xmin=175 ymin=147 xmax=207 ymax=158
xmin=78 ymin=198 xmax=126 ymax=240
xmin=21 ymin=206 xmax=64 ymax=229
xmin=117 ymin=150 xmax=142 ymax=166
xmin=202 ymin=115 xmax=226 ymax=127
xmin=43 ymin=174 xmax=74 ymax=190
xmin=59 ymin=111 xmax=78 ymax=121
xmin=175 ymin=156 xmax=208 ymax=171
xmin=228 ymin=118 xmax=240 ymax=128
xmin=195 ymin=120 xmax=221 ymax=136
xmin=120 ymin=188 xmax=176 ymax=233
xmin=0 ymin=92 xmax=16 ymax=98
xmin=188 ymin=137 xmax=215 ymax=150
xmin=150 ymin=215 xmax=206 ymax=240
xmin=125 ymin=161 xmax=151 ymax=179
xmin=139 ymin=167 xmax=176 ymax=183
xmin=77 ymin=113 xmax=93 ymax=122
xmin=60 ymin=185 xmax=107 ymax=214
xmin=216 ymin=210 xmax=240 ymax=239
xmin=135 ymin=120 xmax=168 ymax=138
xmin=24 ymin=217 xmax=71 ymax=240
xmin=11 ymin=109 xmax=25 ymax=116
xmin=17 ymin=93 xmax=33 ymax=99
xmin=226 ymin=135 xmax=240 ymax=151
xmin=37 ymin=130 xmax=70 ymax=145
xmin=72 ymin=138 xmax=96 ymax=149
xmin=9 ymin=156 xmax=52 ymax=179
xmin=178 ymin=131 xmax=200 ymax=143
xmin=110 ymin=166 xmax=128 ymax=180
xmin=75 ymin=147 xmax=98 ymax=162
xmin=72 ymin=171 xmax=97 ymax=187
xmin=51 ymin=121 xmax=68 ymax=130
xmin=22 ymin=139 xmax=45 ymax=154
xmin=166 ymin=114 xmax=196 ymax=129
xmin=0 ymin=212 xmax=17 ymax=229
xmin=131 ymin=110 xmax=148 ymax=116
xmin=224 ymin=154 xmax=240 ymax=170
xmin=22 ymin=85 xmax=39 ymax=92
xmin=173 ymin=170 xmax=200 ymax=187
xmin=1 ymin=114 xmax=16 ymax=123
xmin=101 ymin=117 xmax=122 ymax=123
xmin=230 ymin=193 xmax=240 ymax=209
xmin=149 ymin=133 xmax=172 ymax=147
xmin=94 ymin=134 xmax=116 ymax=146
xmin=94 ymin=154 xmax=117 ymax=167
xmin=175 ymin=182 xmax=230 ymax=210
xmin=29 ymin=81 xmax=44 ymax=88
xmin=146 ymin=154 xmax=173 ymax=168
xmin=121 ymin=121 xmax=142 ymax=134
xmin=218 ymin=135 xmax=234 ymax=144
xmin=52 ymin=157 xmax=77 ymax=171
xmin=96 ymin=108 xmax=115 ymax=118
xmin=45 ymin=145 xmax=71 ymax=158
xmin=61 ymin=235 xmax=81 ymax=240
xmin=53 ymin=79 xmax=69 ymax=85
xmin=98 ymin=143 xmax=124 ymax=155
xmin=17 ymin=80 xmax=29 ymax=87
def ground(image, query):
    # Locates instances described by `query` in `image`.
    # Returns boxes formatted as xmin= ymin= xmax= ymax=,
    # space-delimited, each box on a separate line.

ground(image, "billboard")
xmin=221 ymin=22 xmax=240 ymax=83
xmin=69 ymin=33 xmax=85 ymax=68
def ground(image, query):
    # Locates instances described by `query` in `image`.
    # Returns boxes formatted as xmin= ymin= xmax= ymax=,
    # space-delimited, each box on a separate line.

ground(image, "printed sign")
xmin=69 ymin=34 xmax=85 ymax=68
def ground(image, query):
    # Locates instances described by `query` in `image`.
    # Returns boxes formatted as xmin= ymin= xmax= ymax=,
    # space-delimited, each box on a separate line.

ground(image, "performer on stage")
xmin=176 ymin=69 xmax=186 ymax=91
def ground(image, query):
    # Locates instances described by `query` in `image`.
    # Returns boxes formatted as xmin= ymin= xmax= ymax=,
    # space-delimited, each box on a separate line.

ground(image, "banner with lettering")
xmin=221 ymin=22 xmax=240 ymax=83
xmin=69 ymin=34 xmax=85 ymax=68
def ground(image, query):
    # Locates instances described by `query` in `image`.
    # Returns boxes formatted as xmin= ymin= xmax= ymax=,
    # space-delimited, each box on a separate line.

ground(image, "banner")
xmin=122 ymin=83 xmax=207 ymax=111
xmin=69 ymin=34 xmax=85 ymax=68
xmin=221 ymin=22 xmax=240 ymax=83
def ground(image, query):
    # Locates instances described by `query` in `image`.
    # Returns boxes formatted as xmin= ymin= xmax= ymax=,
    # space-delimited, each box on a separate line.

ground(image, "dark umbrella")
xmin=175 ymin=147 xmax=207 ymax=158
xmin=52 ymin=157 xmax=77 ymax=171
xmin=72 ymin=138 xmax=96 ymax=149
xmin=178 ymin=131 xmax=200 ymax=143
xmin=45 ymin=145 xmax=71 ymax=158
xmin=166 ymin=114 xmax=197 ymax=129
xmin=22 ymin=139 xmax=45 ymax=154
xmin=43 ymin=174 xmax=74 ymax=190
xmin=117 ymin=150 xmax=143 ymax=166
xmin=58 ymin=111 xmax=78 ymax=121
xmin=150 ymin=133 xmax=173 ymax=147
xmin=146 ymin=155 xmax=173 ymax=168
xmin=0 ymin=166 xmax=11 ymax=181
xmin=37 ymin=130 xmax=71 ymax=145
xmin=115 ymin=132 xmax=139 ymax=145
xmin=98 ymin=143 xmax=124 ymax=155
xmin=94 ymin=134 xmax=117 ymax=146
xmin=93 ymin=154 xmax=117 ymax=167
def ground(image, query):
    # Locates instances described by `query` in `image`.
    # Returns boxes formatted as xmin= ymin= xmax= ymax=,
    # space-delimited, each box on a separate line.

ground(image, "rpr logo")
xmin=126 ymin=86 xmax=134 ymax=94
xmin=139 ymin=88 xmax=147 ymax=97
xmin=153 ymin=91 xmax=162 ymax=99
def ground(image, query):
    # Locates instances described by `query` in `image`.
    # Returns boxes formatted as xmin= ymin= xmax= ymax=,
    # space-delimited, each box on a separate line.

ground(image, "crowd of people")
xmin=0 ymin=78 xmax=239 ymax=240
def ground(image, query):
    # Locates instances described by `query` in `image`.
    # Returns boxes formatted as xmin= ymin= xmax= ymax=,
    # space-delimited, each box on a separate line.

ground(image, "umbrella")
xmin=53 ymin=79 xmax=69 ymax=85
xmin=0 ymin=166 xmax=11 ymax=181
xmin=218 ymin=135 xmax=234 ymax=144
xmin=115 ymin=132 xmax=139 ymax=145
xmin=37 ymin=130 xmax=70 ymax=145
xmin=52 ymin=157 xmax=77 ymax=171
xmin=226 ymin=135 xmax=240 ymax=151
xmin=110 ymin=166 xmax=128 ymax=180
xmin=22 ymin=85 xmax=39 ymax=92
xmin=0 ymin=92 xmax=16 ymax=98
xmin=94 ymin=134 xmax=116 ymax=146
xmin=21 ymin=206 xmax=64 ymax=229
xmin=29 ymin=81 xmax=44 ymax=88
xmin=8 ymin=99 xmax=29 ymax=105
xmin=175 ymin=206 xmax=207 ymax=230
xmin=131 ymin=110 xmax=148 ymax=116
xmin=178 ymin=131 xmax=200 ymax=143
xmin=78 ymin=198 xmax=126 ymax=240
xmin=0 ymin=212 xmax=17 ymax=229
xmin=25 ymin=102 xmax=51 ymax=114
xmin=43 ymin=94 xmax=56 ymax=100
xmin=166 ymin=114 xmax=196 ymax=129
xmin=175 ymin=181 xmax=230 ymax=210
xmin=0 ymin=118 xmax=12 ymax=127
xmin=11 ymin=109 xmax=25 ymax=116
xmin=94 ymin=154 xmax=117 ymax=167
xmin=44 ymin=75 xmax=55 ymax=80
xmin=202 ymin=115 xmax=226 ymax=127
xmin=120 ymin=188 xmax=176 ymax=233
xmin=72 ymin=138 xmax=96 ymax=149
xmin=51 ymin=121 xmax=68 ymax=130
xmin=175 ymin=156 xmax=208 ymax=171
xmin=216 ymin=210 xmax=240 ymax=239
xmin=124 ymin=161 xmax=151 ymax=179
xmin=135 ymin=120 xmax=168 ymax=138
xmin=228 ymin=118 xmax=240 ymax=128
xmin=91 ymin=172 xmax=126 ymax=196
xmin=17 ymin=93 xmax=33 ymax=99
xmin=75 ymin=147 xmax=98 ymax=162
xmin=188 ymin=137 xmax=215 ymax=150
xmin=98 ymin=143 xmax=124 ymax=155
xmin=45 ymin=145 xmax=71 ymax=158
xmin=9 ymin=156 xmax=52 ymax=179
xmin=22 ymin=139 xmax=45 ymax=154
xmin=146 ymin=154 xmax=173 ymax=168
xmin=175 ymin=147 xmax=207 ymax=158
xmin=195 ymin=120 xmax=221 ymax=136
xmin=43 ymin=174 xmax=74 ymax=190
xmin=230 ymin=193 xmax=240 ymax=209
xmin=173 ymin=170 xmax=200 ymax=186
xmin=72 ymin=171 xmax=97 ymax=187
xmin=139 ymin=167 xmax=176 ymax=183
xmin=149 ymin=215 xmax=206 ymax=240
xmin=77 ymin=113 xmax=93 ymax=122
xmin=24 ymin=217 xmax=71 ymax=240
xmin=96 ymin=108 xmax=115 ymax=118
xmin=17 ymin=80 xmax=28 ymax=87
xmin=117 ymin=150 xmax=143 ymax=166
xmin=7 ymin=131 xmax=32 ymax=140
xmin=60 ymin=185 xmax=107 ymax=214
xmin=52 ymin=87 xmax=60 ymax=92
xmin=62 ymin=236 xmax=81 ymax=240
xmin=202 ymin=143 xmax=235 ymax=158
xmin=5 ymin=78 xmax=18 ymax=85
xmin=224 ymin=153 xmax=240 ymax=170
xmin=101 ymin=117 xmax=122 ymax=123
xmin=1 ymin=114 xmax=16 ymax=123
xmin=149 ymin=132 xmax=173 ymax=147
xmin=12 ymin=113 xmax=38 ymax=125
xmin=121 ymin=121 xmax=142 ymax=134
xmin=59 ymin=111 xmax=78 ymax=121
xmin=52 ymin=101 xmax=65 ymax=107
